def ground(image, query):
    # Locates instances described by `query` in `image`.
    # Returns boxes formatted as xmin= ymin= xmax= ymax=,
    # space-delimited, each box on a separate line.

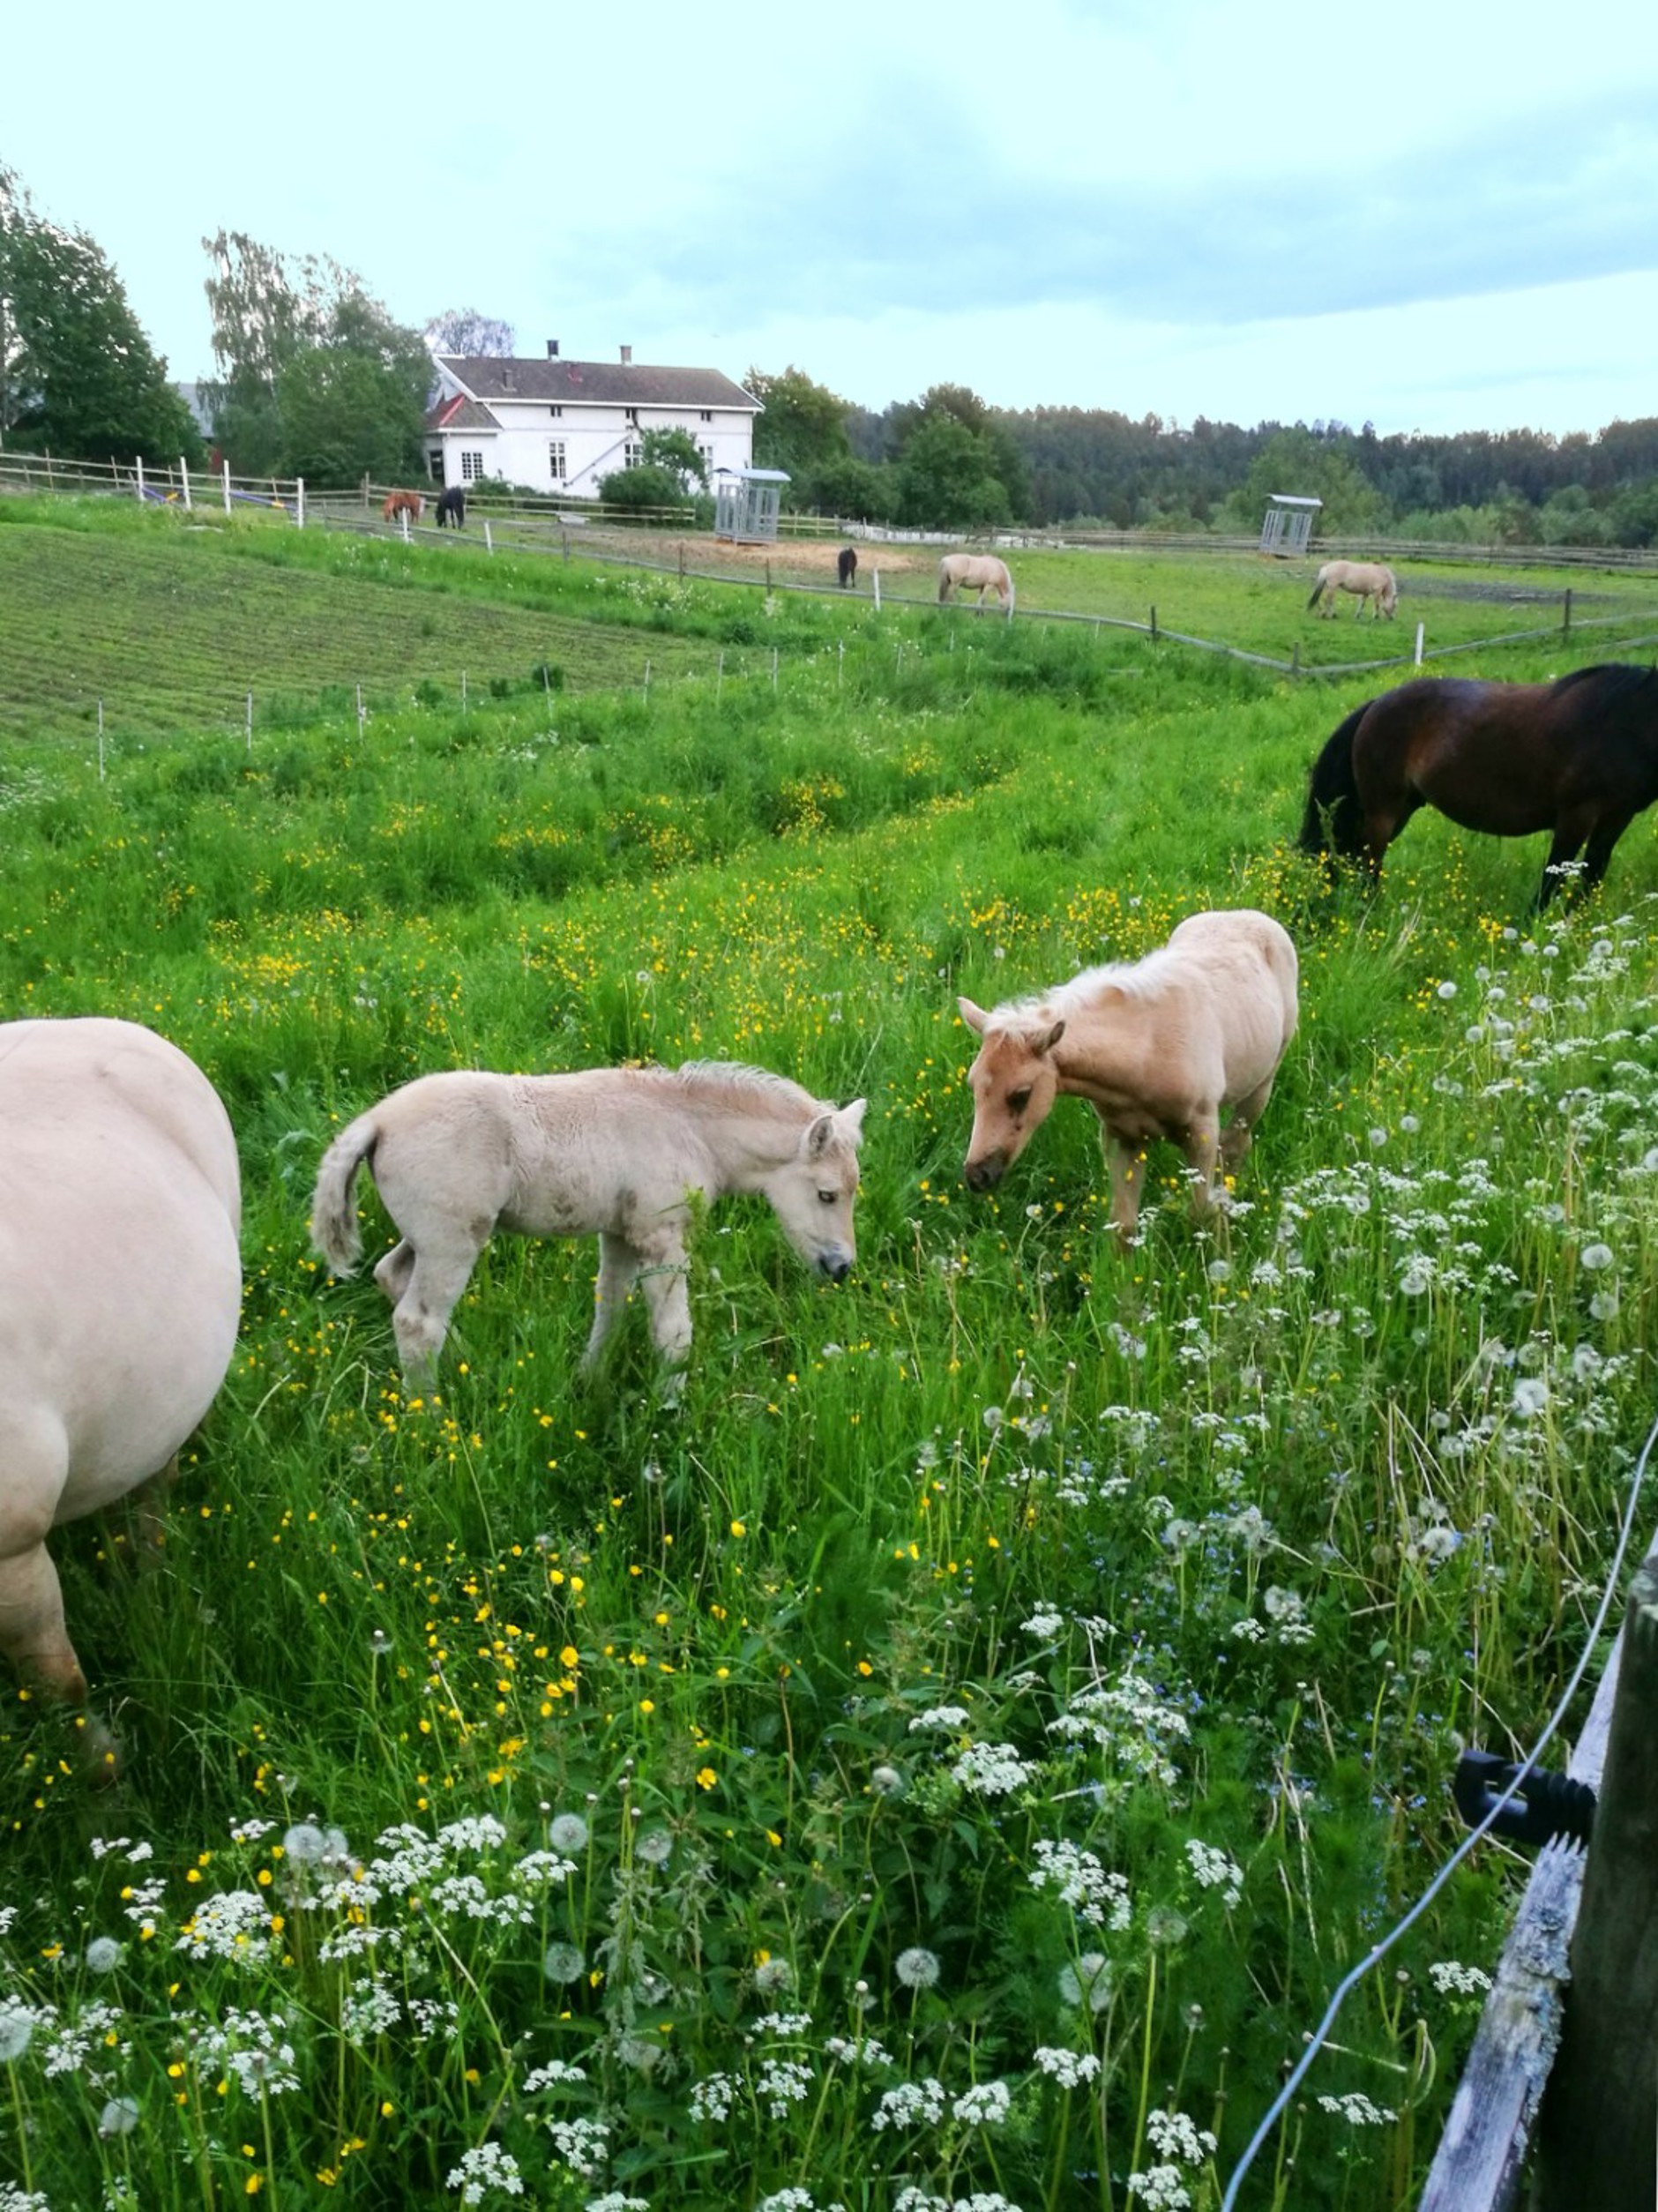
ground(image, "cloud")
xmin=567 ymin=77 xmax=1658 ymax=336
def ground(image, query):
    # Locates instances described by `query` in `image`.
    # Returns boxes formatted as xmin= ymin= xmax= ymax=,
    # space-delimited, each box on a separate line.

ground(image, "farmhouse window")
xmin=460 ymin=448 xmax=486 ymax=482
xmin=549 ymin=441 xmax=566 ymax=483
xmin=699 ymin=409 xmax=713 ymax=422
xmin=698 ymin=442 xmax=714 ymax=471
xmin=549 ymin=404 xmax=563 ymax=418
xmin=624 ymin=440 xmax=644 ymax=469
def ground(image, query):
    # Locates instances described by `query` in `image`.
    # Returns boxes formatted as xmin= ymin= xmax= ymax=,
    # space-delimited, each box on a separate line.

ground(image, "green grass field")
xmin=4 ymin=500 xmax=1658 ymax=2209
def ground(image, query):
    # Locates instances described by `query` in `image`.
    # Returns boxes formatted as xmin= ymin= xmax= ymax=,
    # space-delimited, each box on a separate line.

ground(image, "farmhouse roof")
xmin=427 ymin=392 xmax=500 ymax=432
xmin=436 ymin=355 xmax=760 ymax=413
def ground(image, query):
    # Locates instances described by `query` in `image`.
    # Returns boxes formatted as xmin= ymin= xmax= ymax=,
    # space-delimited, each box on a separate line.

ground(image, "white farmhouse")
xmin=426 ymin=343 xmax=761 ymax=497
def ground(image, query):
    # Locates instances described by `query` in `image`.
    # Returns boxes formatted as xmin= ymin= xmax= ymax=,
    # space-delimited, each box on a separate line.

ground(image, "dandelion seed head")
xmin=894 ymin=1946 xmax=941 ymax=1990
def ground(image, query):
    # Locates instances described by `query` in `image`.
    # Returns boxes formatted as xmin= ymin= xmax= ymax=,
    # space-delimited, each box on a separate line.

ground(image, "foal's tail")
xmin=1298 ymin=705 xmax=1370 ymax=859
xmin=1305 ymin=568 xmax=1328 ymax=612
xmin=310 ymin=1113 xmax=379 ymax=1275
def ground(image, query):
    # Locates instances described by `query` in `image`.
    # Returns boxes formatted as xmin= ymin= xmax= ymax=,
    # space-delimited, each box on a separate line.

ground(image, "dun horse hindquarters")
xmin=0 ymin=1019 xmax=241 ymax=1766
xmin=938 ymin=553 xmax=1014 ymax=614
xmin=1297 ymin=664 xmax=1658 ymax=906
xmin=958 ymin=910 xmax=1298 ymax=1234
xmin=310 ymin=1063 xmax=867 ymax=1384
xmin=1307 ymin=560 xmax=1397 ymax=620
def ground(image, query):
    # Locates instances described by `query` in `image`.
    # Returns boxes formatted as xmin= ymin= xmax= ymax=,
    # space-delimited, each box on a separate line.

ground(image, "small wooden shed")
xmin=714 ymin=466 xmax=789 ymax=543
xmin=1259 ymin=493 xmax=1322 ymax=557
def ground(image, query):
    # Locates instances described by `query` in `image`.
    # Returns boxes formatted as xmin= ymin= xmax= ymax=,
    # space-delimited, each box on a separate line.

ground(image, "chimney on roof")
xmin=620 ymin=344 xmax=632 ymax=366
xmin=547 ymin=339 xmax=559 ymax=358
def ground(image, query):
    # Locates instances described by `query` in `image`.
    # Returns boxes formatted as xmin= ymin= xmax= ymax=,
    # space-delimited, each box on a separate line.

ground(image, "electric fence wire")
xmin=1219 ymin=1398 xmax=1658 ymax=2212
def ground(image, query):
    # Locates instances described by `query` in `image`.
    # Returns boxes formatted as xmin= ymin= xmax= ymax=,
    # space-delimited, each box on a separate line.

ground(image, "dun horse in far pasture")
xmin=959 ymin=909 xmax=1298 ymax=1235
xmin=938 ymin=552 xmax=1015 ymax=614
xmin=1298 ymin=663 xmax=1658 ymax=906
xmin=1307 ymin=560 xmax=1397 ymax=619
xmin=382 ymin=489 xmax=424 ymax=526
xmin=311 ymin=1062 xmax=867 ymax=1384
xmin=0 ymin=1019 xmax=242 ymax=1772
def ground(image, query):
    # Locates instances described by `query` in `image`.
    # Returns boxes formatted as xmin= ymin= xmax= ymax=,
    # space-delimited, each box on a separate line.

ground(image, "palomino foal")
xmin=959 ymin=909 xmax=1298 ymax=1233
xmin=311 ymin=1062 xmax=867 ymax=1383
xmin=0 ymin=1018 xmax=241 ymax=1768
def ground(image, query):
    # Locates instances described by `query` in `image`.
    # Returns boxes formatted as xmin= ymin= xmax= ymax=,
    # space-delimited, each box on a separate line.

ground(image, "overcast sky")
xmin=5 ymin=0 xmax=1654 ymax=437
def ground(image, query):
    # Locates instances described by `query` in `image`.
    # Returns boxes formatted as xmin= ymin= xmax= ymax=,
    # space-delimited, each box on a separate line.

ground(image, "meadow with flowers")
xmin=4 ymin=505 xmax=1658 ymax=2209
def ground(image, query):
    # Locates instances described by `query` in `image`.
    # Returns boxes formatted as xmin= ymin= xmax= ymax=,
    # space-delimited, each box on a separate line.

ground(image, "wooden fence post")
xmin=179 ymin=459 xmax=192 ymax=511
xmin=1563 ymin=587 xmax=1572 ymax=638
xmin=295 ymin=477 xmax=305 ymax=529
xmin=222 ymin=461 xmax=231 ymax=515
xmin=1536 ymin=1551 xmax=1658 ymax=2208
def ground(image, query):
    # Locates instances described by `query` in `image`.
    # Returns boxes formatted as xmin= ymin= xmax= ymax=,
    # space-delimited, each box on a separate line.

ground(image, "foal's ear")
xmin=958 ymin=997 xmax=989 ymax=1035
xmin=839 ymin=1097 xmax=868 ymax=1144
xmin=1035 ymin=1019 xmax=1066 ymax=1057
xmin=805 ymin=1111 xmax=836 ymax=1160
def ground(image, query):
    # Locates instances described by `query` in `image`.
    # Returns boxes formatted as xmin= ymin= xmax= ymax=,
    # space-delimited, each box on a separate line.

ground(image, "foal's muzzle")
xmin=818 ymin=1252 xmax=853 ymax=1283
xmin=964 ymin=1151 xmax=1006 ymax=1194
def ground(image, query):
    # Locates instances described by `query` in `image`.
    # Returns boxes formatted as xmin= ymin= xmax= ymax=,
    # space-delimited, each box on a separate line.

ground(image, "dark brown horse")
xmin=1298 ymin=663 xmax=1658 ymax=906
xmin=837 ymin=545 xmax=858 ymax=588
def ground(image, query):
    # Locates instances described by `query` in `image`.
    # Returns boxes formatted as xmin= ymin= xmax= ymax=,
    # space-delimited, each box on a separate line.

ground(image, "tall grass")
xmin=3 ymin=540 xmax=1657 ymax=2208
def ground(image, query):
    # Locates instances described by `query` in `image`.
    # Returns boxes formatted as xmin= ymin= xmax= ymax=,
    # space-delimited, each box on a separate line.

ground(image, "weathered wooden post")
xmin=1562 ymin=588 xmax=1572 ymax=639
xmin=222 ymin=461 xmax=232 ymax=515
xmin=1536 ymin=1550 xmax=1658 ymax=2208
xmin=179 ymin=459 xmax=192 ymax=511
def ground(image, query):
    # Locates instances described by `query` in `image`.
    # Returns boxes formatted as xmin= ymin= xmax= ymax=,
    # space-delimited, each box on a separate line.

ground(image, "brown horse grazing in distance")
xmin=958 ymin=910 xmax=1298 ymax=1236
xmin=1307 ymin=560 xmax=1397 ymax=619
xmin=1298 ymin=663 xmax=1658 ymax=907
xmin=837 ymin=545 xmax=858 ymax=588
xmin=382 ymin=489 xmax=424 ymax=526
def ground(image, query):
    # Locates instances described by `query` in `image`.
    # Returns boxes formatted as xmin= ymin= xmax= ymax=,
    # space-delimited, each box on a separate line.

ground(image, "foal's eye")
xmin=1007 ymin=1089 xmax=1032 ymax=1115
xmin=818 ymin=1189 xmax=838 ymax=1206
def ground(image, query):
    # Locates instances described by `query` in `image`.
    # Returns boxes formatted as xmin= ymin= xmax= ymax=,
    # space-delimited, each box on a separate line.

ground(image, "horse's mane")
xmin=668 ymin=1060 xmax=824 ymax=1117
xmin=1552 ymin=662 xmax=1657 ymax=710
xmin=988 ymin=948 xmax=1179 ymax=1028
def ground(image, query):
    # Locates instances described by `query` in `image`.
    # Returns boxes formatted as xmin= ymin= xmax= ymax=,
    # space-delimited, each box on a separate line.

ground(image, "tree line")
xmin=756 ymin=369 xmax=1658 ymax=548
xmin=4 ymin=164 xmax=1655 ymax=542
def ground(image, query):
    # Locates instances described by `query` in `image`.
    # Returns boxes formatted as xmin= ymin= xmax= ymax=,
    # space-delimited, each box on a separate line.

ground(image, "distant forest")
xmin=744 ymin=369 xmax=1658 ymax=546
xmin=981 ymin=410 xmax=1658 ymax=543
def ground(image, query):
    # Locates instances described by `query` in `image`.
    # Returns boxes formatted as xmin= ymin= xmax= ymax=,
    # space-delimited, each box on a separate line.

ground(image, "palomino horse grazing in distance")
xmin=1307 ymin=560 xmax=1397 ymax=620
xmin=435 ymin=485 xmax=467 ymax=529
xmin=938 ymin=552 xmax=1015 ymax=614
xmin=837 ymin=545 xmax=858 ymax=588
xmin=0 ymin=1019 xmax=241 ymax=1773
xmin=1299 ymin=663 xmax=1658 ymax=907
xmin=959 ymin=910 xmax=1299 ymax=1235
xmin=382 ymin=489 xmax=424 ymax=526
xmin=311 ymin=1062 xmax=868 ymax=1384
